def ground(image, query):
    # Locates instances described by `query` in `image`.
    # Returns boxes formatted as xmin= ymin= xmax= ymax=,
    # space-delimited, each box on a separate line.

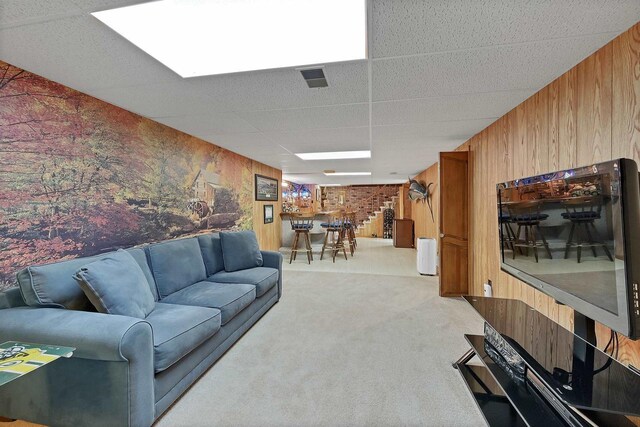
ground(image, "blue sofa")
xmin=0 ymin=231 xmax=283 ymax=427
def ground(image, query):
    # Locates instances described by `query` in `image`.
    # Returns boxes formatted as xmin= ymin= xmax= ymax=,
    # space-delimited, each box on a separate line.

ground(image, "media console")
xmin=455 ymin=296 xmax=640 ymax=427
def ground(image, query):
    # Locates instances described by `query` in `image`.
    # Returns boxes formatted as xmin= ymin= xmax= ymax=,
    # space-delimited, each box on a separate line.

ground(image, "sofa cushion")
xmin=210 ymin=267 xmax=278 ymax=298
xmin=161 ymin=281 xmax=255 ymax=325
xmin=74 ymin=250 xmax=156 ymax=319
xmin=197 ymin=233 xmax=224 ymax=276
xmin=16 ymin=246 xmax=159 ymax=310
xmin=16 ymin=252 xmax=117 ymax=310
xmin=146 ymin=303 xmax=221 ymax=373
xmin=147 ymin=238 xmax=207 ymax=298
xmin=219 ymin=231 xmax=263 ymax=272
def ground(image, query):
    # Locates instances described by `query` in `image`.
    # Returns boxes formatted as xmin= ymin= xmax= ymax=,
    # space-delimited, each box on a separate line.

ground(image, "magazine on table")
xmin=0 ymin=342 xmax=75 ymax=387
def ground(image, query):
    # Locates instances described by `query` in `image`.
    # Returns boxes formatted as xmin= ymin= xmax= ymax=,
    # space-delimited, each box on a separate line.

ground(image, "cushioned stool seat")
xmin=145 ymin=303 xmax=221 ymax=373
xmin=320 ymin=222 xmax=341 ymax=228
xmin=561 ymin=211 xmax=600 ymax=221
xmin=161 ymin=281 xmax=255 ymax=325
xmin=512 ymin=213 xmax=549 ymax=223
xmin=291 ymin=224 xmax=313 ymax=230
xmin=209 ymin=267 xmax=278 ymax=298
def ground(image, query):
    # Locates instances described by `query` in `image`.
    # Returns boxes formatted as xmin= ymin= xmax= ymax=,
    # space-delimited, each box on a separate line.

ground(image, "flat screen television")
xmin=497 ymin=158 xmax=640 ymax=339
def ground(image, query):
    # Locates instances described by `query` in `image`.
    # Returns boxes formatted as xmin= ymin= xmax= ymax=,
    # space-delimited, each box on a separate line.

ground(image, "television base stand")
xmin=456 ymin=296 xmax=640 ymax=427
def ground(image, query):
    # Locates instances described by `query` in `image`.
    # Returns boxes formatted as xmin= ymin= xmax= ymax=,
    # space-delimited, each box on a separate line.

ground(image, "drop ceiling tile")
xmin=283 ymin=157 xmax=373 ymax=173
xmin=235 ymin=104 xmax=369 ymax=132
xmin=199 ymin=132 xmax=278 ymax=152
xmin=371 ymin=137 xmax=465 ymax=177
xmin=372 ymin=33 xmax=617 ymax=101
xmin=155 ymin=112 xmax=260 ymax=136
xmin=188 ymin=61 xmax=369 ymax=111
xmin=84 ymin=61 xmax=370 ymax=118
xmin=264 ymin=127 xmax=370 ymax=152
xmin=0 ymin=0 xmax=80 ymax=29
xmin=0 ymin=15 xmax=178 ymax=92
xmin=373 ymin=119 xmax=494 ymax=143
xmin=87 ymin=81 xmax=210 ymax=117
xmin=372 ymin=0 xmax=640 ymax=58
xmin=69 ymin=0 xmax=152 ymax=12
xmin=372 ymin=91 xmax=533 ymax=125
xmin=373 ymin=137 xmax=465 ymax=156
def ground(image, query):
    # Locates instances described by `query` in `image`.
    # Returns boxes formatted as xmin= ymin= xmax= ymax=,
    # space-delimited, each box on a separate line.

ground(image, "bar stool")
xmin=345 ymin=211 xmax=357 ymax=256
xmin=510 ymin=200 xmax=553 ymax=263
xmin=289 ymin=213 xmax=314 ymax=264
xmin=498 ymin=211 xmax=517 ymax=253
xmin=561 ymin=197 xmax=614 ymax=263
xmin=320 ymin=213 xmax=348 ymax=262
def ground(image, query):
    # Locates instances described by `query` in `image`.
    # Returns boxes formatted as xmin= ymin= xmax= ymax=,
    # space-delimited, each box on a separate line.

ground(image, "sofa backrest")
xmin=146 ymin=237 xmax=207 ymax=299
xmin=126 ymin=247 xmax=159 ymax=301
xmin=15 ymin=247 xmax=159 ymax=310
xmin=197 ymin=233 xmax=225 ymax=276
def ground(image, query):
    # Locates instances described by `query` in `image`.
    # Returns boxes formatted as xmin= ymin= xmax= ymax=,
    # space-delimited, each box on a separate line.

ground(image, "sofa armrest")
xmin=0 ymin=307 xmax=152 ymax=362
xmin=261 ymin=250 xmax=283 ymax=298
xmin=0 ymin=306 xmax=155 ymax=427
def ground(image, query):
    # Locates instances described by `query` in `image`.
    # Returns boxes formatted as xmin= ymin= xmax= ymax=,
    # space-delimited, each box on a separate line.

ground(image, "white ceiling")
xmin=1 ymin=0 xmax=639 ymax=185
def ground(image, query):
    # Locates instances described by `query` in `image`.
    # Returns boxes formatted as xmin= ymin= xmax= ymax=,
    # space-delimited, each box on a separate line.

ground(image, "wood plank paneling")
xmin=411 ymin=163 xmax=439 ymax=247
xmin=251 ymin=162 xmax=282 ymax=251
xmin=549 ymin=79 xmax=561 ymax=172
xmin=577 ymin=43 xmax=613 ymax=165
xmin=408 ymin=24 xmax=640 ymax=386
xmin=413 ymin=23 xmax=640 ymax=394
xmin=534 ymin=87 xmax=550 ymax=175
xmin=559 ymin=67 xmax=578 ymax=169
xmin=612 ymin=23 xmax=640 ymax=163
xmin=458 ymin=23 xmax=640 ymax=371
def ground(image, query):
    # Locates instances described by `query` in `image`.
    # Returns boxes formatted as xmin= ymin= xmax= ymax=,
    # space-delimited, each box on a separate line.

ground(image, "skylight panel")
xmin=93 ymin=0 xmax=367 ymax=78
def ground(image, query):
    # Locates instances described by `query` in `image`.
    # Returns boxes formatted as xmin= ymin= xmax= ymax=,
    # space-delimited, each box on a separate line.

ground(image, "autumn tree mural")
xmin=0 ymin=61 xmax=253 ymax=290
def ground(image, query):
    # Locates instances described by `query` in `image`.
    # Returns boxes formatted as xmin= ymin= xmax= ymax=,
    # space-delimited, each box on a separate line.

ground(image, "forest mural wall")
xmin=0 ymin=60 xmax=274 ymax=290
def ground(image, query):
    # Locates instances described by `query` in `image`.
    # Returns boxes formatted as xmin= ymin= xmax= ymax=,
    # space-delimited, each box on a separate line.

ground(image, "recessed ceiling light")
xmin=296 ymin=150 xmax=371 ymax=160
xmin=323 ymin=172 xmax=371 ymax=176
xmin=92 ymin=0 xmax=367 ymax=78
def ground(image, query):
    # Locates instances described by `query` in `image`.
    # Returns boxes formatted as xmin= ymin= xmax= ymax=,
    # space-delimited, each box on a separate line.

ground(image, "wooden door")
xmin=439 ymin=151 xmax=469 ymax=296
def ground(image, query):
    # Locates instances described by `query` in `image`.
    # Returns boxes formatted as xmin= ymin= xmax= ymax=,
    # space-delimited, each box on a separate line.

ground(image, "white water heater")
xmin=417 ymin=237 xmax=437 ymax=275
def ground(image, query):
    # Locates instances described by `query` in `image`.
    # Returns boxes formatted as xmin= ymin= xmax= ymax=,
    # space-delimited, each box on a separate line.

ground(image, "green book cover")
xmin=0 ymin=342 xmax=75 ymax=387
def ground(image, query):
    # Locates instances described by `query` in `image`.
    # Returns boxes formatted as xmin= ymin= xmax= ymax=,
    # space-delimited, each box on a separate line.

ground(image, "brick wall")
xmin=323 ymin=185 xmax=401 ymax=225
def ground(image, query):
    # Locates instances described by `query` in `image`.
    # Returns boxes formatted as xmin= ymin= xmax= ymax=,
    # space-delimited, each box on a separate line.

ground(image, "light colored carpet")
xmin=156 ymin=266 xmax=485 ymax=426
xmin=281 ymin=237 xmax=420 ymax=277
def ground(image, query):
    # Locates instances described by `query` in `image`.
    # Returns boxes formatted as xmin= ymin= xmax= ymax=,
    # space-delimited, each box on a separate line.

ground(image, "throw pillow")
xmin=73 ymin=249 xmax=155 ymax=319
xmin=219 ymin=230 xmax=263 ymax=272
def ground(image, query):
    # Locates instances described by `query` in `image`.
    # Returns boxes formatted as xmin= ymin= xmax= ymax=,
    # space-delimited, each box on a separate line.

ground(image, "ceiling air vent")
xmin=300 ymin=67 xmax=328 ymax=88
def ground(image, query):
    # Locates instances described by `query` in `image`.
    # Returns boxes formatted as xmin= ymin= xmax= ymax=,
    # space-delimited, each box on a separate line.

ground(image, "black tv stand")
xmin=455 ymin=296 xmax=640 ymax=427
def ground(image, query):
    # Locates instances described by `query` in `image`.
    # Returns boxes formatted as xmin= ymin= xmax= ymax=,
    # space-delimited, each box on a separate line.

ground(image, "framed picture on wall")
xmin=255 ymin=174 xmax=279 ymax=201
xmin=264 ymin=205 xmax=274 ymax=224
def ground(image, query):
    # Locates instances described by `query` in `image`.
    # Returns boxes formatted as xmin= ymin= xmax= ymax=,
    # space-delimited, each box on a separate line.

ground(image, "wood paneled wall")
xmin=251 ymin=162 xmax=282 ymax=251
xmin=410 ymin=163 xmax=440 ymax=247
xmin=397 ymin=183 xmax=412 ymax=219
xmin=458 ymin=22 xmax=640 ymax=369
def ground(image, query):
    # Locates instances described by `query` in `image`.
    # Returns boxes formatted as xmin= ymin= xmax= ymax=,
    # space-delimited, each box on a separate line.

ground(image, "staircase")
xmin=356 ymin=197 xmax=399 ymax=238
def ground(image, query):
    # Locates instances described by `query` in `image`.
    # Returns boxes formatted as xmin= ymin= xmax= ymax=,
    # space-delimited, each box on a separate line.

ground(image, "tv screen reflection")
xmin=498 ymin=173 xmax=623 ymax=315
